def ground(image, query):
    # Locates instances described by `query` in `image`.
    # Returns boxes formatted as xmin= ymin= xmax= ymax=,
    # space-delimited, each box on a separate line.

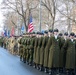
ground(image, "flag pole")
xmin=39 ymin=0 xmax=41 ymax=32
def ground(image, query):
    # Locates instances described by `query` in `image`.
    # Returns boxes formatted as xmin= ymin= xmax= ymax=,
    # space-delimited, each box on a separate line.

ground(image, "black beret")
xmin=23 ymin=33 xmax=26 ymax=35
xmin=44 ymin=31 xmax=48 ymax=34
xmin=36 ymin=32 xmax=40 ymax=34
xmin=32 ymin=32 xmax=35 ymax=34
xmin=64 ymin=32 xmax=68 ymax=36
xmin=38 ymin=32 xmax=41 ymax=35
xmin=54 ymin=28 xmax=59 ymax=32
xmin=41 ymin=31 xmax=44 ymax=35
xmin=70 ymin=32 xmax=75 ymax=36
xmin=49 ymin=29 xmax=53 ymax=32
xmin=59 ymin=33 xmax=63 ymax=36
xmin=39 ymin=32 xmax=43 ymax=35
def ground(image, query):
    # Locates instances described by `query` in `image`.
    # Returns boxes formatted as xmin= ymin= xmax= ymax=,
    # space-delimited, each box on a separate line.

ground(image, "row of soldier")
xmin=19 ymin=29 xmax=76 ymax=75
xmin=0 ymin=36 xmax=21 ymax=55
xmin=0 ymin=28 xmax=76 ymax=75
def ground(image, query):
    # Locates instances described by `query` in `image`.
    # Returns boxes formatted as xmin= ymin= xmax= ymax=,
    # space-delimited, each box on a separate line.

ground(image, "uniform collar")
xmin=54 ymin=35 xmax=58 ymax=39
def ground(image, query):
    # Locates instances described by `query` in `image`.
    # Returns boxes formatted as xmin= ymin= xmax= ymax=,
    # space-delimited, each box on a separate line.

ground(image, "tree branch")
xmin=41 ymin=1 xmax=53 ymax=18
xmin=57 ymin=8 xmax=76 ymax=24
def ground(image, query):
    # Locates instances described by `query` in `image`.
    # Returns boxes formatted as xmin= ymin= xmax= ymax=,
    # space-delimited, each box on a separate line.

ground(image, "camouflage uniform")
xmin=29 ymin=36 xmax=35 ymax=65
xmin=26 ymin=37 xmax=30 ymax=63
xmin=19 ymin=37 xmax=24 ymax=61
xmin=22 ymin=37 xmax=27 ymax=63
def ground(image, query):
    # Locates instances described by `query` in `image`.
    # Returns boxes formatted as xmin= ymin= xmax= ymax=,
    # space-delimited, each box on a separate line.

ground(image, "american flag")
xmin=28 ymin=15 xmax=34 ymax=33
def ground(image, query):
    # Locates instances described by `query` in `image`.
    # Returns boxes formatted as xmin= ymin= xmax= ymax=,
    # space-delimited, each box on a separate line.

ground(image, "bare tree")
xmin=2 ymin=0 xmax=76 ymax=32
xmin=2 ymin=0 xmax=38 ymax=32
xmin=56 ymin=0 xmax=76 ymax=33
xmin=39 ymin=0 xmax=56 ymax=29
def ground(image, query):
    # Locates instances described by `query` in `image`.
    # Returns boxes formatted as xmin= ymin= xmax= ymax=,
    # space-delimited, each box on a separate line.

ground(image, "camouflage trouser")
xmin=4 ymin=43 xmax=6 ymax=49
xmin=29 ymin=48 xmax=34 ymax=63
xmin=20 ymin=53 xmax=23 ymax=61
xmin=10 ymin=47 xmax=14 ymax=54
xmin=26 ymin=49 xmax=30 ymax=62
xmin=23 ymin=49 xmax=26 ymax=62
xmin=0 ymin=42 xmax=3 ymax=47
xmin=19 ymin=47 xmax=23 ymax=61
xmin=14 ymin=45 xmax=18 ymax=54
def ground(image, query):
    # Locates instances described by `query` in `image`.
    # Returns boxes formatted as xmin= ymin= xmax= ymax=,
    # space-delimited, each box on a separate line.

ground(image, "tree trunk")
xmin=24 ymin=20 xmax=28 ymax=32
xmin=51 ymin=17 xmax=55 ymax=30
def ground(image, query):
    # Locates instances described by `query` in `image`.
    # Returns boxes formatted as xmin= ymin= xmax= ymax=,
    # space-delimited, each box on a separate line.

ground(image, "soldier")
xmin=44 ymin=29 xmax=53 ymax=73
xmin=22 ymin=34 xmax=28 ymax=63
xmin=19 ymin=36 xmax=23 ymax=61
xmin=8 ymin=37 xmax=11 ymax=51
xmin=35 ymin=32 xmax=43 ymax=70
xmin=3 ymin=37 xmax=7 ymax=49
xmin=63 ymin=32 xmax=76 ymax=75
xmin=29 ymin=32 xmax=35 ymax=66
xmin=26 ymin=33 xmax=31 ymax=64
xmin=34 ymin=32 xmax=40 ymax=69
xmin=74 ymin=35 xmax=76 ymax=75
xmin=16 ymin=36 xmax=22 ymax=55
xmin=6 ymin=37 xmax=9 ymax=49
xmin=33 ymin=32 xmax=39 ymax=67
xmin=0 ymin=37 xmax=2 ymax=47
xmin=60 ymin=32 xmax=69 ymax=74
xmin=13 ymin=37 xmax=18 ymax=55
xmin=10 ymin=36 xmax=15 ymax=54
xmin=21 ymin=33 xmax=29 ymax=63
xmin=39 ymin=31 xmax=48 ymax=71
xmin=48 ymin=29 xmax=62 ymax=75
xmin=0 ymin=37 xmax=4 ymax=47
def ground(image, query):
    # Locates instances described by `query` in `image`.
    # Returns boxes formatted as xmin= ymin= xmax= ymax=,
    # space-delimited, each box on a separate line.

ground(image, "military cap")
xmin=38 ymin=32 xmax=41 ymax=35
xmin=54 ymin=28 xmax=59 ymax=32
xmin=59 ymin=33 xmax=63 ymax=36
xmin=70 ymin=32 xmax=75 ymax=36
xmin=23 ymin=33 xmax=26 ymax=35
xmin=64 ymin=32 xmax=68 ymax=36
xmin=49 ymin=29 xmax=53 ymax=33
xmin=40 ymin=32 xmax=44 ymax=35
xmin=32 ymin=32 xmax=35 ymax=34
xmin=44 ymin=31 xmax=48 ymax=34
xmin=37 ymin=32 xmax=40 ymax=34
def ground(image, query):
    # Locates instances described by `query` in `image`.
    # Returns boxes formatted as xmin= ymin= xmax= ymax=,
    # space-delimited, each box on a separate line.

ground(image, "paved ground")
xmin=0 ymin=47 xmax=48 ymax=75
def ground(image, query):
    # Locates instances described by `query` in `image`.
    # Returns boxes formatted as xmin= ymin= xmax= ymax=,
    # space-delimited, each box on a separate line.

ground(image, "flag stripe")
xmin=28 ymin=15 xmax=34 ymax=33
xmin=28 ymin=27 xmax=34 ymax=32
